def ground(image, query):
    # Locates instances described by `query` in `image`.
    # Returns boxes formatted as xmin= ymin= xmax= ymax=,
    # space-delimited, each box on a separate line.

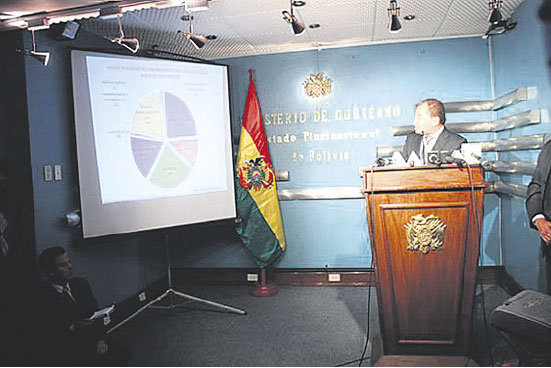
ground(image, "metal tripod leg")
xmin=107 ymin=233 xmax=246 ymax=334
xmin=149 ymin=288 xmax=246 ymax=315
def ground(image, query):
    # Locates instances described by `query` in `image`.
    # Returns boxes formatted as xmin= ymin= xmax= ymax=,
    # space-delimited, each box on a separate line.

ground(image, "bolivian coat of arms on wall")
xmin=303 ymin=72 xmax=332 ymax=98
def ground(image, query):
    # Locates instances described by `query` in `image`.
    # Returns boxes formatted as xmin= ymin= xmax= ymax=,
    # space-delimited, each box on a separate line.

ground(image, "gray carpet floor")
xmin=110 ymin=284 xmax=515 ymax=366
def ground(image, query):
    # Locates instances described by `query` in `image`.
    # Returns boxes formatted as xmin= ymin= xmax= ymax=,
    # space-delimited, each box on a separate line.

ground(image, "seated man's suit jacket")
xmin=35 ymin=277 xmax=105 ymax=365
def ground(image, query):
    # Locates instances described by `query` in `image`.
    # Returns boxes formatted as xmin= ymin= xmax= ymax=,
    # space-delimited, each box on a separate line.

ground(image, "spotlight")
xmin=109 ymin=15 xmax=140 ymax=53
xmin=388 ymin=0 xmax=402 ymax=33
xmin=482 ymin=1 xmax=517 ymax=40
xmin=60 ymin=21 xmax=80 ymax=40
xmin=186 ymin=33 xmax=207 ymax=49
xmin=31 ymin=29 xmax=50 ymax=65
xmin=282 ymin=0 xmax=306 ymax=36
xmin=185 ymin=0 xmax=210 ymax=12
xmin=118 ymin=38 xmax=140 ymax=52
xmin=488 ymin=0 xmax=503 ymax=24
xmin=99 ymin=6 xmax=122 ymax=20
xmin=182 ymin=14 xmax=207 ymax=49
xmin=26 ymin=16 xmax=50 ymax=31
xmin=17 ymin=29 xmax=50 ymax=65
xmin=30 ymin=51 xmax=50 ymax=66
xmin=482 ymin=17 xmax=517 ymax=39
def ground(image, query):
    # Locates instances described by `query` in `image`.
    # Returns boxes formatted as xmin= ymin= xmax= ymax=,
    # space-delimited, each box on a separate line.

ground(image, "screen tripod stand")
xmin=108 ymin=233 xmax=246 ymax=333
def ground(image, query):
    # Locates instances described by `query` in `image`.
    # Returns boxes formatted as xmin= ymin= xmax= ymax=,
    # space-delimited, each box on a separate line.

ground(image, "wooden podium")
xmin=361 ymin=165 xmax=485 ymax=356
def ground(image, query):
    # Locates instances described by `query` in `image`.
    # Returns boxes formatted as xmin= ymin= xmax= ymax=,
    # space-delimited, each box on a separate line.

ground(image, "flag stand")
xmin=107 ymin=233 xmax=246 ymax=333
xmin=249 ymin=268 xmax=278 ymax=297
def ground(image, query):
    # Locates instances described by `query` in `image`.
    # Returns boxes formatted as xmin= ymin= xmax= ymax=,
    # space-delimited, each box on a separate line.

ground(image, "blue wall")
xmin=4 ymin=0 xmax=550 ymax=301
xmin=176 ymin=36 xmax=505 ymax=268
xmin=492 ymin=0 xmax=551 ymax=291
xmin=0 ymin=29 xmax=168 ymax=307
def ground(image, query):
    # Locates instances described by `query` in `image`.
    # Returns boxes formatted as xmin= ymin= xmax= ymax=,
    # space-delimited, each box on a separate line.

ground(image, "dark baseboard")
xmin=172 ymin=266 xmax=506 ymax=287
xmin=172 ymin=267 xmax=376 ymax=286
xmin=497 ymin=267 xmax=524 ymax=295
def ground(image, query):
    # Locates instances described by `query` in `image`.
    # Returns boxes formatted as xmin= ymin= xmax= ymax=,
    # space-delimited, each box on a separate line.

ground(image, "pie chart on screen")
xmin=130 ymin=91 xmax=199 ymax=188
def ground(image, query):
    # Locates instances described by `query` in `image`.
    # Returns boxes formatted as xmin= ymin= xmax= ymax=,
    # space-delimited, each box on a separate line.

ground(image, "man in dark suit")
xmin=402 ymin=98 xmax=467 ymax=165
xmin=526 ymin=140 xmax=551 ymax=293
xmin=35 ymin=246 xmax=128 ymax=365
xmin=525 ymin=0 xmax=551 ymax=294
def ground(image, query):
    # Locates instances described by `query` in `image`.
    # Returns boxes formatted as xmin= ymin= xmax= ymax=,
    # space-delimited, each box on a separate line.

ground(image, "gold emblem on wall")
xmin=303 ymin=72 xmax=332 ymax=98
xmin=404 ymin=214 xmax=446 ymax=254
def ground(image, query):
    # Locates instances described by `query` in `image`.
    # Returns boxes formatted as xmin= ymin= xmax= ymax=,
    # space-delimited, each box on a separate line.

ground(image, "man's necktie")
xmin=62 ymin=286 xmax=76 ymax=303
xmin=421 ymin=135 xmax=434 ymax=164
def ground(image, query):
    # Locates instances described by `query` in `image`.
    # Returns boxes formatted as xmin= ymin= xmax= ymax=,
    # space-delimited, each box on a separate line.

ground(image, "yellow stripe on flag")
xmin=237 ymin=128 xmax=286 ymax=250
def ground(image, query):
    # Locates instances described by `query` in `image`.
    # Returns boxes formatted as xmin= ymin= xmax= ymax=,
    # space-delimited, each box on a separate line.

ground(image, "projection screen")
xmin=71 ymin=50 xmax=236 ymax=238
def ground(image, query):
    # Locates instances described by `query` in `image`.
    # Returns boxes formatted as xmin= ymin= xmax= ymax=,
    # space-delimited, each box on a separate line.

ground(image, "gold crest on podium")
xmin=404 ymin=214 xmax=446 ymax=254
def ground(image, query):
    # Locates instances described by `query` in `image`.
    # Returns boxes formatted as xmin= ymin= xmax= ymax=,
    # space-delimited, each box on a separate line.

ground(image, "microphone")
xmin=377 ymin=157 xmax=391 ymax=167
xmin=442 ymin=152 xmax=467 ymax=167
xmin=470 ymin=153 xmax=492 ymax=170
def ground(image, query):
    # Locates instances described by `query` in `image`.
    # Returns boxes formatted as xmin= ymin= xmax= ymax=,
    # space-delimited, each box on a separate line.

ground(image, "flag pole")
xmin=250 ymin=268 xmax=278 ymax=297
xmin=237 ymin=67 xmax=284 ymax=297
xmin=247 ymin=70 xmax=279 ymax=297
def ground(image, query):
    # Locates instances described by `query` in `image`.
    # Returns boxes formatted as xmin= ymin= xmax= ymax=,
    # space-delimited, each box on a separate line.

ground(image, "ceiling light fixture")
xmin=482 ymin=18 xmax=517 ymax=38
xmin=30 ymin=29 xmax=50 ymax=65
xmin=388 ymin=0 xmax=402 ymax=33
xmin=155 ymin=0 xmax=186 ymax=9
xmin=1 ymin=1 xmax=187 ymax=31
xmin=185 ymin=0 xmax=210 ymax=12
xmin=48 ymin=11 xmax=101 ymax=24
xmin=4 ymin=19 xmax=29 ymax=28
xmin=16 ymin=29 xmax=50 ymax=65
xmin=26 ymin=16 xmax=50 ymax=31
xmin=99 ymin=6 xmax=122 ymax=20
xmin=109 ymin=15 xmax=140 ymax=53
xmin=282 ymin=0 xmax=306 ymax=36
xmin=487 ymin=0 xmax=503 ymax=24
xmin=483 ymin=1 xmax=517 ymax=39
xmin=182 ymin=14 xmax=207 ymax=49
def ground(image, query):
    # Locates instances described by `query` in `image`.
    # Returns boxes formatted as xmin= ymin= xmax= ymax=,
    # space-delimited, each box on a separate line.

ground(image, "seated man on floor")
xmin=35 ymin=246 xmax=130 ymax=365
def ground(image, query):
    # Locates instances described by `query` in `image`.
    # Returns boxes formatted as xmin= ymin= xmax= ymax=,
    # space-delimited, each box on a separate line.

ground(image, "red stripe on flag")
xmin=242 ymin=69 xmax=272 ymax=166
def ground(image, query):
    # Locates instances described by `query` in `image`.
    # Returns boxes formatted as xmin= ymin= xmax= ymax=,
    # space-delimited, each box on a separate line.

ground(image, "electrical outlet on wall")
xmin=43 ymin=165 xmax=53 ymax=182
xmin=247 ymin=273 xmax=258 ymax=282
xmin=328 ymin=273 xmax=341 ymax=282
xmin=54 ymin=164 xmax=62 ymax=181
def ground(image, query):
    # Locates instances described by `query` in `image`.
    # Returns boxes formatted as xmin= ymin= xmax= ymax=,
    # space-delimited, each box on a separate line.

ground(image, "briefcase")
xmin=490 ymin=290 xmax=551 ymax=344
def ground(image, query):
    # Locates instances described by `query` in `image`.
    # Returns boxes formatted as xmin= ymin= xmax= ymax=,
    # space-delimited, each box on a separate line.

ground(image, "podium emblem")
xmin=404 ymin=214 xmax=446 ymax=254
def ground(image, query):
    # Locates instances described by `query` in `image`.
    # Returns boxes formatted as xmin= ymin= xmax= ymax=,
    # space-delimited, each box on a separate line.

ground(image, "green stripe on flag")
xmin=235 ymin=178 xmax=283 ymax=268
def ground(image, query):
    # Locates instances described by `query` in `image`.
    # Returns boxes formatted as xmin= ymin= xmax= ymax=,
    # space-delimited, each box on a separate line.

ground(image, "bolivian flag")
xmin=235 ymin=69 xmax=286 ymax=268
